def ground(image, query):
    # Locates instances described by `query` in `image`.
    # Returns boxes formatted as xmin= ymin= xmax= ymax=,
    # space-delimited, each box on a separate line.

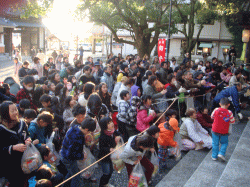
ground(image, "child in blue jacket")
xmin=60 ymin=118 xmax=96 ymax=187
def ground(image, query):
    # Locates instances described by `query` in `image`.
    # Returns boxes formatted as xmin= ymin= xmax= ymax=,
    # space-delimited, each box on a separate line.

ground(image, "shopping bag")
xmin=21 ymin=144 xmax=43 ymax=174
xmin=168 ymin=133 xmax=182 ymax=161
xmin=128 ymin=162 xmax=148 ymax=187
xmin=110 ymin=138 xmax=125 ymax=173
xmin=46 ymin=131 xmax=61 ymax=166
xmin=150 ymin=151 xmax=159 ymax=177
xmin=77 ymin=146 xmax=98 ymax=179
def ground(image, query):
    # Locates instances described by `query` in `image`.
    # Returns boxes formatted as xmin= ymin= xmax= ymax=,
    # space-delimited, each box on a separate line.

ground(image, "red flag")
xmin=158 ymin=39 xmax=166 ymax=63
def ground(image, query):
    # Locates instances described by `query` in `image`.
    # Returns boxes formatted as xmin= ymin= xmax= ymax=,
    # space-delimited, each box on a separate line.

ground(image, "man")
xmin=61 ymin=57 xmax=70 ymax=69
xmin=79 ymin=46 xmax=84 ymax=61
xmin=55 ymin=56 xmax=63 ymax=71
xmin=15 ymin=50 xmax=22 ymax=62
xmin=229 ymin=69 xmax=247 ymax=88
xmin=14 ymin=57 xmax=22 ymax=79
xmin=228 ymin=46 xmax=236 ymax=63
xmin=128 ymin=62 xmax=137 ymax=76
xmin=211 ymin=57 xmax=218 ymax=70
xmin=59 ymin=66 xmax=74 ymax=82
xmin=182 ymin=53 xmax=190 ymax=64
xmin=93 ymin=61 xmax=103 ymax=84
xmin=100 ymin=65 xmax=114 ymax=94
xmin=184 ymin=71 xmax=206 ymax=90
xmin=149 ymin=65 xmax=157 ymax=75
xmin=79 ymin=65 xmax=96 ymax=84
xmin=52 ymin=50 xmax=58 ymax=63
xmin=170 ymin=57 xmax=178 ymax=70
xmin=18 ymin=61 xmax=30 ymax=80
xmin=212 ymin=82 xmax=243 ymax=118
xmin=158 ymin=61 xmax=169 ymax=85
xmin=30 ymin=46 xmax=36 ymax=61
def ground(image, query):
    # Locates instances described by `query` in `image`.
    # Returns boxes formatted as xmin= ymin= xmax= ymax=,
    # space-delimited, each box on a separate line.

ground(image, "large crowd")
xmin=0 ymin=48 xmax=250 ymax=187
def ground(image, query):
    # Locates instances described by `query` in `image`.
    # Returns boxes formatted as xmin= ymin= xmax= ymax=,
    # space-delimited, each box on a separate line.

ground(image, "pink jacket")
xmin=136 ymin=107 xmax=155 ymax=132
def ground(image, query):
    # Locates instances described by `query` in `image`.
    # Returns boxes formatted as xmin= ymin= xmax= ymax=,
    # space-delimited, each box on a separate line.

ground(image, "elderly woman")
xmin=179 ymin=108 xmax=212 ymax=151
xmin=0 ymin=101 xmax=33 ymax=186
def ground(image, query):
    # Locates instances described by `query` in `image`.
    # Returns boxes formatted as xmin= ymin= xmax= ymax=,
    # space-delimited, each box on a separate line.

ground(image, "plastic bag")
xmin=46 ymin=131 xmax=61 ymax=166
xmin=77 ymin=146 xmax=98 ymax=179
xmin=21 ymin=144 xmax=43 ymax=174
xmin=111 ymin=138 xmax=125 ymax=173
xmin=128 ymin=162 xmax=148 ymax=187
xmin=168 ymin=133 xmax=182 ymax=161
xmin=150 ymin=151 xmax=159 ymax=177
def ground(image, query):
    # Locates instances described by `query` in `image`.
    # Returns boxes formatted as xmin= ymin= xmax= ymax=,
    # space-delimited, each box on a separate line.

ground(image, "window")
xmin=196 ymin=42 xmax=212 ymax=56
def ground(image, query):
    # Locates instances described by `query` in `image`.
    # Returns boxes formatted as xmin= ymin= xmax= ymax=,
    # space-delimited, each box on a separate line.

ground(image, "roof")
xmin=0 ymin=17 xmax=45 ymax=28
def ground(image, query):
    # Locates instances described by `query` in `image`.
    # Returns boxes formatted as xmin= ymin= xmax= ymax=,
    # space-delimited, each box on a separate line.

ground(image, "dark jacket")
xmin=18 ymin=67 xmax=29 ymax=78
xmin=0 ymin=120 xmax=29 ymax=182
xmin=159 ymin=67 xmax=168 ymax=84
xmin=61 ymin=125 xmax=85 ymax=161
xmin=4 ymin=77 xmax=20 ymax=96
xmin=79 ymin=74 xmax=96 ymax=85
xmin=98 ymin=131 xmax=120 ymax=162
xmin=214 ymin=86 xmax=240 ymax=113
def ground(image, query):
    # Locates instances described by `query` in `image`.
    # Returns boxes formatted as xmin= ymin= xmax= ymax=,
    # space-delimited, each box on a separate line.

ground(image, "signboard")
xmin=158 ymin=39 xmax=166 ymax=63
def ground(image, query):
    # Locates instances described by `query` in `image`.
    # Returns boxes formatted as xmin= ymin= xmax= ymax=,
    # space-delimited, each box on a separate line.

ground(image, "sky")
xmin=42 ymin=0 xmax=93 ymax=41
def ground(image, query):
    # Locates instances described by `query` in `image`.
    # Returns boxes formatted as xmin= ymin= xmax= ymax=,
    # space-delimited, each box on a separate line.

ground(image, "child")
xmin=136 ymin=95 xmax=156 ymax=132
xmin=38 ymin=145 xmax=64 ymax=186
xmin=23 ymin=109 xmax=37 ymax=126
xmin=17 ymin=98 xmax=31 ymax=117
xmin=117 ymin=90 xmax=130 ymax=142
xmin=47 ymin=82 xmax=56 ymax=96
xmin=99 ymin=117 xmax=121 ymax=187
xmin=120 ymin=134 xmax=155 ymax=185
xmin=28 ymin=111 xmax=54 ymax=147
xmin=211 ymin=98 xmax=235 ymax=161
xmin=39 ymin=94 xmax=52 ymax=108
xmin=157 ymin=118 xmax=180 ymax=169
xmin=16 ymin=75 xmax=37 ymax=110
xmin=197 ymin=106 xmax=213 ymax=132
xmin=60 ymin=118 xmax=96 ymax=187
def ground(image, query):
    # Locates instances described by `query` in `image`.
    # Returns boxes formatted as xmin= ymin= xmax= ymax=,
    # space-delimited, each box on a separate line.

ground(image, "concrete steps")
xmin=156 ymin=116 xmax=250 ymax=187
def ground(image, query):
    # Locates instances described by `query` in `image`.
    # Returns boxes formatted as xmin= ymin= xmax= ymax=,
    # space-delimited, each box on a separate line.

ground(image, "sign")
xmin=158 ymin=39 xmax=166 ymax=63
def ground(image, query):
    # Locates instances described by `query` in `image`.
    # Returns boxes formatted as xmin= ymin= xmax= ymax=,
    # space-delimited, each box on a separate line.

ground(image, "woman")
xmin=78 ymin=82 xmax=95 ymax=107
xmin=49 ymin=72 xmax=61 ymax=86
xmin=31 ymin=57 xmax=43 ymax=78
xmin=98 ymin=82 xmax=113 ymax=113
xmin=144 ymin=75 xmax=166 ymax=100
xmin=0 ymin=101 xmax=33 ymax=186
xmin=142 ymin=70 xmax=153 ymax=91
xmin=63 ymin=96 xmax=77 ymax=126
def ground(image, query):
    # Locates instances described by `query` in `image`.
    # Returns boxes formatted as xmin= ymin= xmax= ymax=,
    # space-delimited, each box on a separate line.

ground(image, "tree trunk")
xmin=135 ymin=31 xmax=152 ymax=59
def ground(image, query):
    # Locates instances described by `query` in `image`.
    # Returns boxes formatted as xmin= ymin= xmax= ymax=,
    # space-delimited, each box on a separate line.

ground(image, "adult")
xmin=93 ymin=61 xmax=103 ymax=84
xmin=228 ymin=45 xmax=237 ymax=63
xmin=30 ymin=46 xmax=36 ymax=61
xmin=49 ymin=72 xmax=61 ymax=86
xmin=55 ymin=56 xmax=63 ymax=71
xmin=36 ymin=49 xmax=46 ymax=65
xmin=116 ymin=77 xmax=134 ymax=106
xmin=79 ymin=65 xmax=96 ymax=84
xmin=79 ymin=46 xmax=84 ymax=61
xmin=143 ymin=75 xmax=167 ymax=100
xmin=100 ymin=65 xmax=114 ymax=94
xmin=18 ymin=61 xmax=30 ymax=80
xmin=4 ymin=77 xmax=20 ymax=96
xmin=59 ymin=66 xmax=74 ymax=82
xmin=142 ymin=71 xmax=153 ymax=91
xmin=117 ymin=64 xmax=129 ymax=82
xmin=229 ymin=69 xmax=247 ymax=88
xmin=52 ymin=50 xmax=58 ymax=63
xmin=0 ymin=101 xmax=32 ymax=186
xmin=158 ymin=61 xmax=169 ymax=85
xmin=179 ymin=108 xmax=212 ymax=151
xmin=182 ymin=53 xmax=190 ymax=64
xmin=78 ymin=82 xmax=95 ymax=107
xmin=170 ymin=57 xmax=178 ymax=70
xmin=14 ymin=57 xmax=22 ymax=79
xmin=31 ymin=57 xmax=43 ymax=78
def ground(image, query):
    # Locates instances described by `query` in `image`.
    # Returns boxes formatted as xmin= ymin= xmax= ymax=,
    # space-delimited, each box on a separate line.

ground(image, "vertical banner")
xmin=158 ymin=39 xmax=166 ymax=63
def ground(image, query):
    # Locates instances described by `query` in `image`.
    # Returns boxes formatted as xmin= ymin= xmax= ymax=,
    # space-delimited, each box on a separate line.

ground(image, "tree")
xmin=77 ymin=0 xmax=177 ymax=58
xmin=1 ymin=0 xmax=53 ymax=18
xmin=205 ymin=0 xmax=250 ymax=58
xmin=172 ymin=0 xmax=218 ymax=58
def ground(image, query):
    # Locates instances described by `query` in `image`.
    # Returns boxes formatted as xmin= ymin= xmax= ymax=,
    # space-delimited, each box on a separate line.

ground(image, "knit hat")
xmin=169 ymin=118 xmax=179 ymax=132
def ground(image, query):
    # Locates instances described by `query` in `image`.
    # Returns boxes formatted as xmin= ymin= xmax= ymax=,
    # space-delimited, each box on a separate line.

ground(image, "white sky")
xmin=42 ymin=0 xmax=93 ymax=41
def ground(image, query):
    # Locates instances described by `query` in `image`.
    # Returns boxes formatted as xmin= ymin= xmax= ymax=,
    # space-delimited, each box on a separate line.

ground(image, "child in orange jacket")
xmin=157 ymin=118 xmax=180 ymax=169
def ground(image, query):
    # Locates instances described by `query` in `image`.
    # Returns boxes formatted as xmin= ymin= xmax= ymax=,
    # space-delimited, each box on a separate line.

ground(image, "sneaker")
xmin=211 ymin=157 xmax=217 ymax=161
xmin=218 ymin=154 xmax=226 ymax=162
xmin=90 ymin=177 xmax=98 ymax=183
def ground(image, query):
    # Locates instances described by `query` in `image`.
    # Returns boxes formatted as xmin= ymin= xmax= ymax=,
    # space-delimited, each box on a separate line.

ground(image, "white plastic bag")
xmin=21 ymin=144 xmax=43 ymax=174
xmin=168 ymin=133 xmax=182 ymax=161
xmin=77 ymin=146 xmax=98 ymax=179
xmin=128 ymin=162 xmax=148 ymax=187
xmin=46 ymin=131 xmax=61 ymax=166
xmin=111 ymin=138 xmax=125 ymax=173
xmin=150 ymin=151 xmax=159 ymax=177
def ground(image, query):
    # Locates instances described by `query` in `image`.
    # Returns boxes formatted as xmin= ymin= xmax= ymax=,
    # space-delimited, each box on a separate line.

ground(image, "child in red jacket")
xmin=211 ymin=98 xmax=235 ymax=162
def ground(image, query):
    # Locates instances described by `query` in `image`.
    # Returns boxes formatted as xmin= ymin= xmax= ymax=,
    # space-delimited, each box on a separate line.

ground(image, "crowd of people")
xmin=0 ymin=50 xmax=250 ymax=187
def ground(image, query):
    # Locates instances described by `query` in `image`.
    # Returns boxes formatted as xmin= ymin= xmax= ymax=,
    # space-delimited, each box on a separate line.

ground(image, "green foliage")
xmin=77 ymin=0 xmax=176 ymax=57
xmin=14 ymin=0 xmax=53 ymax=19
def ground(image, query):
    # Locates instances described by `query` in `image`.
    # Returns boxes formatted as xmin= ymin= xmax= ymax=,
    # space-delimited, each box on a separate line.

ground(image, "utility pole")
xmin=110 ymin=34 xmax=112 ymax=55
xmin=166 ymin=0 xmax=172 ymax=62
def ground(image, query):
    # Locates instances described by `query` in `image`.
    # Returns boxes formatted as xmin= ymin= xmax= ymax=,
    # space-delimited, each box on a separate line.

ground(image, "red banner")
xmin=158 ymin=39 xmax=166 ymax=63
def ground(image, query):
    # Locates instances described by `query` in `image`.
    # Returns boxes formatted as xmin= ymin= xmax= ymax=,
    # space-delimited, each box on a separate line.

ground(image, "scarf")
xmin=104 ymin=129 xmax=115 ymax=136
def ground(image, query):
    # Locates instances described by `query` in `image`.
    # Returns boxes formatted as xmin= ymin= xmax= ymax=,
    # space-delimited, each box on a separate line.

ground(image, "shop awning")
xmin=221 ymin=45 xmax=230 ymax=49
xmin=199 ymin=43 xmax=213 ymax=48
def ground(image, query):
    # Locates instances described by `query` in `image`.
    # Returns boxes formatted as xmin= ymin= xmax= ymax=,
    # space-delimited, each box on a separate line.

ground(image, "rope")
xmin=55 ymin=98 xmax=178 ymax=187
xmin=56 ymin=81 xmax=226 ymax=186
